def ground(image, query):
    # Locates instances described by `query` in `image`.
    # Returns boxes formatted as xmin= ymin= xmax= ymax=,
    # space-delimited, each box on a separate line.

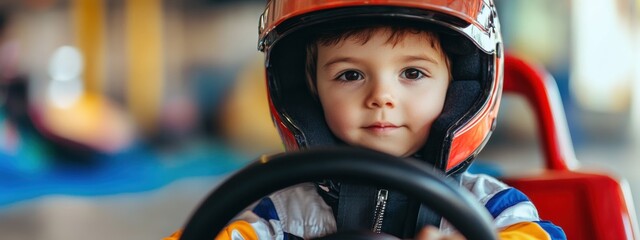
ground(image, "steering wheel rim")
xmin=180 ymin=147 xmax=497 ymax=240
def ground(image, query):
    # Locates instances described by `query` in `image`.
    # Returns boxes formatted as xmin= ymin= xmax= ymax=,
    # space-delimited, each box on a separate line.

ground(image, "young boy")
xmin=167 ymin=1 xmax=566 ymax=239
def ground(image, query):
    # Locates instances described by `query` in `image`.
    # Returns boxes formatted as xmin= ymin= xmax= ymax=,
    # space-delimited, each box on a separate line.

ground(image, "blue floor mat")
xmin=0 ymin=141 xmax=250 ymax=207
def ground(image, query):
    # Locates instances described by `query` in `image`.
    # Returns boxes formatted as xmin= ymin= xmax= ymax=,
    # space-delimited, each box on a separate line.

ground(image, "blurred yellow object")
xmin=40 ymin=92 xmax=134 ymax=153
xmin=220 ymin=54 xmax=282 ymax=154
xmin=125 ymin=0 xmax=164 ymax=135
xmin=72 ymin=0 xmax=105 ymax=94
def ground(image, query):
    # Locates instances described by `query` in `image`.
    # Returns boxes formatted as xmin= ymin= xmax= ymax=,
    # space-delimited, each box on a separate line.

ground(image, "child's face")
xmin=315 ymin=29 xmax=450 ymax=157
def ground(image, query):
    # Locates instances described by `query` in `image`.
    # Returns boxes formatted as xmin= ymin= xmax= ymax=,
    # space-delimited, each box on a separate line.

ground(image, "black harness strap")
xmin=411 ymin=172 xmax=465 ymax=233
xmin=336 ymin=183 xmax=377 ymax=231
xmin=330 ymin=172 xmax=462 ymax=237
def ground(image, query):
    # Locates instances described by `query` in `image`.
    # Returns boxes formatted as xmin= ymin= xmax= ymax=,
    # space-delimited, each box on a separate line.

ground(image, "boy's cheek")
xmin=324 ymin=110 xmax=354 ymax=129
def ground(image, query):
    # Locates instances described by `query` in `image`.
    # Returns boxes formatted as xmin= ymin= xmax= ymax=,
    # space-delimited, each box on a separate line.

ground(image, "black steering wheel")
xmin=180 ymin=147 xmax=497 ymax=240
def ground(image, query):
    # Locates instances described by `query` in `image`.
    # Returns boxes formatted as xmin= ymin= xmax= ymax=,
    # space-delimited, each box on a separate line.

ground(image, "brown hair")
xmin=305 ymin=26 xmax=451 ymax=95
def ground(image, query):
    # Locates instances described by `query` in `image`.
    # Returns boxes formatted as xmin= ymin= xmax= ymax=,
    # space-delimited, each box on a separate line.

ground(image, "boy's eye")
xmin=337 ymin=70 xmax=363 ymax=81
xmin=402 ymin=68 xmax=426 ymax=80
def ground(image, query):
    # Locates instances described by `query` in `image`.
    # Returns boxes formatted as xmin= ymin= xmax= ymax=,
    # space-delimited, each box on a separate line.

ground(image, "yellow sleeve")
xmin=163 ymin=220 xmax=259 ymax=240
xmin=162 ymin=229 xmax=182 ymax=240
xmin=498 ymin=222 xmax=551 ymax=240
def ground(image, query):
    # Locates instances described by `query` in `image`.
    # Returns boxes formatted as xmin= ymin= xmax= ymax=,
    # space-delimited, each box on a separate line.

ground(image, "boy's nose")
xmin=366 ymin=85 xmax=396 ymax=109
xmin=368 ymin=99 xmax=394 ymax=108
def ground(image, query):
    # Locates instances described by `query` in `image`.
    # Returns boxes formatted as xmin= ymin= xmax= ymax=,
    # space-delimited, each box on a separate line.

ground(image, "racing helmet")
xmin=258 ymin=0 xmax=503 ymax=176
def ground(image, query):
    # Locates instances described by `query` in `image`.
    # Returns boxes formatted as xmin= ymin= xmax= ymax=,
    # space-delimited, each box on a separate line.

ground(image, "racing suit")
xmin=165 ymin=172 xmax=566 ymax=240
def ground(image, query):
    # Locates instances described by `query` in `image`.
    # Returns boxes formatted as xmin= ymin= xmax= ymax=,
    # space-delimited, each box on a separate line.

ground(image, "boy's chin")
xmin=358 ymin=144 xmax=417 ymax=158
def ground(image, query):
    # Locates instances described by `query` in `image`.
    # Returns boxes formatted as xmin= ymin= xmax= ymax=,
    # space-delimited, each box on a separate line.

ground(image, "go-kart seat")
xmin=499 ymin=54 xmax=639 ymax=240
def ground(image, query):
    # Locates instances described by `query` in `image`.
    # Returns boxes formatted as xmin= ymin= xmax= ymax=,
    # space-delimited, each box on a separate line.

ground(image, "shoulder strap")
xmin=412 ymin=172 xmax=464 ymax=233
xmin=336 ymin=183 xmax=377 ymax=231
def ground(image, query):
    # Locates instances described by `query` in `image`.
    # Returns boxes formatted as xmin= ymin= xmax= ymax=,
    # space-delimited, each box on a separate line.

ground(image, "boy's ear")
xmin=440 ymin=34 xmax=477 ymax=56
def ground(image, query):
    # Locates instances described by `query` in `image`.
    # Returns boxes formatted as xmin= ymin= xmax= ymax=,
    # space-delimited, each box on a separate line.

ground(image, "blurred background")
xmin=0 ymin=0 xmax=636 ymax=239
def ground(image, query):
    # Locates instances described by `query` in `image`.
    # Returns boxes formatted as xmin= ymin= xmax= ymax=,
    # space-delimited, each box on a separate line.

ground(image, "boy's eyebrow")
xmin=321 ymin=57 xmax=357 ymax=69
xmin=321 ymin=55 xmax=441 ymax=69
xmin=401 ymin=54 xmax=440 ymax=65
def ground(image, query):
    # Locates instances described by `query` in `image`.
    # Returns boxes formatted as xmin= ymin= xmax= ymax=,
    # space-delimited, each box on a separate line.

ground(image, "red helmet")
xmin=258 ymin=0 xmax=503 ymax=176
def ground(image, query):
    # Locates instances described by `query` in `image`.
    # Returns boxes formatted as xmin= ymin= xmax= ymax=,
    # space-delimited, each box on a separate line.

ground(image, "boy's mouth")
xmin=363 ymin=122 xmax=400 ymax=132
